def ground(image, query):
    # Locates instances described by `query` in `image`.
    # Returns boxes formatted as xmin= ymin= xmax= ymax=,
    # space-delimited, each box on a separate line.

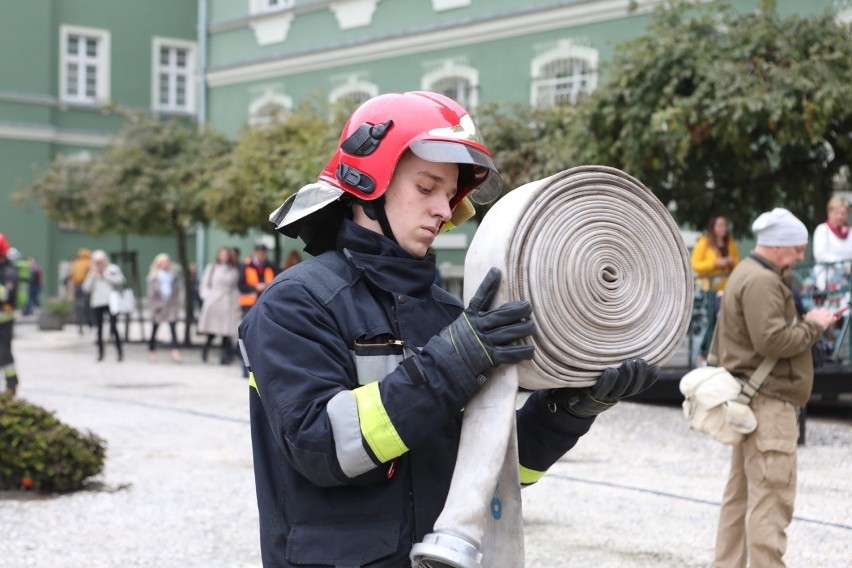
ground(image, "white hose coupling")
xmin=410 ymin=532 xmax=483 ymax=568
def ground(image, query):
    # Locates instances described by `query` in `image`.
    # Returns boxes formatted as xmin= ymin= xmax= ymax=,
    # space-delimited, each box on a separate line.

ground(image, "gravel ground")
xmin=1 ymin=323 xmax=850 ymax=567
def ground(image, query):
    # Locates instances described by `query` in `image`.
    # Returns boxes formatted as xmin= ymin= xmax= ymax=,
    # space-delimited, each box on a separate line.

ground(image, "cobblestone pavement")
xmin=1 ymin=322 xmax=850 ymax=567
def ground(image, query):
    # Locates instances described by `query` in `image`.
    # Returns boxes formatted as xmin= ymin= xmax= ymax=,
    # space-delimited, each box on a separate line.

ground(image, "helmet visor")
xmin=409 ymin=140 xmax=503 ymax=205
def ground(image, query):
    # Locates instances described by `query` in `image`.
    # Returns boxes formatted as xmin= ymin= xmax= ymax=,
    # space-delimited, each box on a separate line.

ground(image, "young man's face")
xmin=382 ymin=152 xmax=458 ymax=258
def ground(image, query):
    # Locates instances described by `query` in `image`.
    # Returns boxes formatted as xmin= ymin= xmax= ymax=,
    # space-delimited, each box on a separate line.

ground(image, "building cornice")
xmin=0 ymin=91 xmax=58 ymax=106
xmin=0 ymin=122 xmax=111 ymax=147
xmin=206 ymin=0 xmax=671 ymax=87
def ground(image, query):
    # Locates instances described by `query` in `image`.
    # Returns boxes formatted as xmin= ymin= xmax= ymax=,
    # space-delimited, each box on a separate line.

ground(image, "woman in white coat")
xmin=813 ymin=195 xmax=852 ymax=292
xmin=197 ymin=246 xmax=241 ymax=364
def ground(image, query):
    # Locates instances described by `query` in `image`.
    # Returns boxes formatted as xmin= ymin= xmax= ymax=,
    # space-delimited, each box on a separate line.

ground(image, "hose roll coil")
xmin=472 ymin=165 xmax=693 ymax=388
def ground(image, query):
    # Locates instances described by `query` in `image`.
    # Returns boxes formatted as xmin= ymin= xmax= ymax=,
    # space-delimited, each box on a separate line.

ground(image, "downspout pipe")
xmin=195 ymin=0 xmax=208 ymax=277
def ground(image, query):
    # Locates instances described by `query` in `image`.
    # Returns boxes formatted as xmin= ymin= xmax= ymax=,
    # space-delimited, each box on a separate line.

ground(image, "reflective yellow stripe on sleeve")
xmin=352 ymin=381 xmax=408 ymax=463
xmin=248 ymin=372 xmax=258 ymax=394
xmin=519 ymin=464 xmax=547 ymax=486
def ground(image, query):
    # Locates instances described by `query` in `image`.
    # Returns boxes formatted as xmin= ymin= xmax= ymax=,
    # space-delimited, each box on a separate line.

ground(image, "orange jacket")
xmin=239 ymin=258 xmax=276 ymax=307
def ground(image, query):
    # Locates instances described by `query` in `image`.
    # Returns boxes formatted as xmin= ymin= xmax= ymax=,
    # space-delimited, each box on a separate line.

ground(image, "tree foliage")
xmin=476 ymin=101 xmax=582 ymax=220
xmin=206 ymin=95 xmax=344 ymax=257
xmin=18 ymin=110 xmax=232 ymax=343
xmin=565 ymin=0 xmax=852 ymax=234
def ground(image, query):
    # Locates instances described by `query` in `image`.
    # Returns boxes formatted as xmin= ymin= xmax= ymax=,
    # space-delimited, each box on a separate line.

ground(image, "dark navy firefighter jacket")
xmin=240 ymin=219 xmax=595 ymax=567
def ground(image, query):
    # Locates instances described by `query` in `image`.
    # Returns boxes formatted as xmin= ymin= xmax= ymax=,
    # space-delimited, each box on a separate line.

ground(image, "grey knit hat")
xmin=752 ymin=208 xmax=808 ymax=246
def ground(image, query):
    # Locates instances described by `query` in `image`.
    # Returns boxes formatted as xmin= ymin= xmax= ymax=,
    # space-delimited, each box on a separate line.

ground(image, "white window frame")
xmin=248 ymin=90 xmax=294 ymax=126
xmin=421 ymin=61 xmax=479 ymax=109
xmin=152 ymin=37 xmax=197 ymax=113
xmin=59 ymin=25 xmax=111 ymax=105
xmin=328 ymin=77 xmax=379 ymax=107
xmin=530 ymin=42 xmax=598 ymax=108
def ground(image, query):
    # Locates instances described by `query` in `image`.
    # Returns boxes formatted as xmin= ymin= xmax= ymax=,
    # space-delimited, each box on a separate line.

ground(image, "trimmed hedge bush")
xmin=0 ymin=394 xmax=106 ymax=493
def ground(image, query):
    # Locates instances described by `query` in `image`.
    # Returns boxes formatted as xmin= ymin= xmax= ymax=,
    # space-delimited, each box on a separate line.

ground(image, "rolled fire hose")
xmin=410 ymin=166 xmax=693 ymax=568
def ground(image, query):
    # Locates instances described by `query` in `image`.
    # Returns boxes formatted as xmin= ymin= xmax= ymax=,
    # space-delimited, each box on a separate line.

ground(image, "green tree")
xmin=561 ymin=0 xmax=852 ymax=235
xmin=19 ymin=110 xmax=232 ymax=343
xmin=207 ymin=96 xmax=343 ymax=263
xmin=473 ymin=101 xmax=582 ymax=223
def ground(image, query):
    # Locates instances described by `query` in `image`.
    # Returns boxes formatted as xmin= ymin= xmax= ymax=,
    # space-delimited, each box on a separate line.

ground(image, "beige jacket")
xmin=716 ymin=254 xmax=823 ymax=406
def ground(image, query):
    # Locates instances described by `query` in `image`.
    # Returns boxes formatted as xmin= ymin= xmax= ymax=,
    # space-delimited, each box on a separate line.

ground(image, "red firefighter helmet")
xmin=0 ymin=233 xmax=9 ymax=257
xmin=318 ymin=91 xmax=502 ymax=209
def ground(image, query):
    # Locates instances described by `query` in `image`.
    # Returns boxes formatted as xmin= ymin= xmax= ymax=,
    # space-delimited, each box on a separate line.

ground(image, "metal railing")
xmin=685 ymin=263 xmax=852 ymax=371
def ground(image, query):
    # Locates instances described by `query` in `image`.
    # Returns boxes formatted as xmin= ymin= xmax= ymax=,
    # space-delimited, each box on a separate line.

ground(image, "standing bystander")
xmin=0 ymin=234 xmax=20 ymax=396
xmin=714 ymin=208 xmax=835 ymax=567
xmin=146 ymin=253 xmax=182 ymax=363
xmin=23 ymin=256 xmax=42 ymax=315
xmin=692 ymin=215 xmax=740 ymax=365
xmin=69 ymin=248 xmax=92 ymax=334
xmin=812 ymin=195 xmax=852 ymax=292
xmin=237 ymin=243 xmax=275 ymax=377
xmin=198 ymin=246 xmax=241 ymax=365
xmin=83 ymin=250 xmax=126 ymax=362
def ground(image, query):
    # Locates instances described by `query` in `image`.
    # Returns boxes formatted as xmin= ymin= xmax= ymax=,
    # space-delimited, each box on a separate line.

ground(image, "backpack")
xmin=13 ymin=258 xmax=30 ymax=310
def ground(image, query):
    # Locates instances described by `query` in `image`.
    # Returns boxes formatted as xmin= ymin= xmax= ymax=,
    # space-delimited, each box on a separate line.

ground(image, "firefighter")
xmin=238 ymin=243 xmax=277 ymax=312
xmin=0 ymin=234 xmax=20 ymax=397
xmin=237 ymin=243 xmax=276 ymax=378
xmin=239 ymin=92 xmax=660 ymax=567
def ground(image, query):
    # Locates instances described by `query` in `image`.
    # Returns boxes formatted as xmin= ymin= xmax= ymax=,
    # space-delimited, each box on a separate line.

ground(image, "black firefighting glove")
xmin=439 ymin=267 xmax=536 ymax=378
xmin=550 ymin=359 xmax=661 ymax=419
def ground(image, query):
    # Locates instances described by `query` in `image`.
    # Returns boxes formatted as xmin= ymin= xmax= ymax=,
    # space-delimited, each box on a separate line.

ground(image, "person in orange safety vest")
xmin=238 ymin=243 xmax=277 ymax=312
xmin=237 ymin=244 xmax=277 ymax=378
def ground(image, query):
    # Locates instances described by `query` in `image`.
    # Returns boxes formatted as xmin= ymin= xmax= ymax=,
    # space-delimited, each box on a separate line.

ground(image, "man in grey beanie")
xmin=713 ymin=208 xmax=835 ymax=567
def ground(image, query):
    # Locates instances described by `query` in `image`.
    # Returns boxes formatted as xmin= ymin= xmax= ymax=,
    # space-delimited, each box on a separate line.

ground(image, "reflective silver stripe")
xmin=351 ymin=352 xmax=403 ymax=385
xmin=238 ymin=339 xmax=251 ymax=369
xmin=327 ymin=390 xmax=377 ymax=478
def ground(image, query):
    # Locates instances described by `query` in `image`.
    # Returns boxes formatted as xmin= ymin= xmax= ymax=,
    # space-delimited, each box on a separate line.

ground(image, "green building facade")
xmin=200 ymin=0 xmax=843 ymax=287
xmin=2 ymin=0 xmax=847 ymax=296
xmin=0 ymin=0 xmax=198 ymax=296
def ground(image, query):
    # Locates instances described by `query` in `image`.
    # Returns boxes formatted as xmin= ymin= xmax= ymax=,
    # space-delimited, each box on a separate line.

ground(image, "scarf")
xmin=157 ymin=270 xmax=173 ymax=299
xmin=827 ymin=220 xmax=849 ymax=240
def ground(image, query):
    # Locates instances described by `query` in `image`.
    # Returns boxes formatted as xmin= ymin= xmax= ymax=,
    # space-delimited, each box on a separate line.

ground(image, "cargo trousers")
xmin=714 ymin=393 xmax=798 ymax=567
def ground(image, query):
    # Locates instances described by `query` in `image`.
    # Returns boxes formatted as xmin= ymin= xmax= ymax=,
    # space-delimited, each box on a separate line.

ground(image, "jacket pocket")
xmin=287 ymin=519 xmax=400 ymax=566
xmin=754 ymin=398 xmax=798 ymax=488
xmin=351 ymin=334 xmax=404 ymax=386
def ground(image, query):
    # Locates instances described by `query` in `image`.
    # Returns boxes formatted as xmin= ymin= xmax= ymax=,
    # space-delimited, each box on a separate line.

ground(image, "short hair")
xmin=91 ymin=249 xmax=109 ymax=263
xmin=827 ymin=195 xmax=849 ymax=214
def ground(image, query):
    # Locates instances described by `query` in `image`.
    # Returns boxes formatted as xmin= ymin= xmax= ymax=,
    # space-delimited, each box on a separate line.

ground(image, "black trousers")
xmin=92 ymin=306 xmax=122 ymax=358
xmin=149 ymin=321 xmax=178 ymax=351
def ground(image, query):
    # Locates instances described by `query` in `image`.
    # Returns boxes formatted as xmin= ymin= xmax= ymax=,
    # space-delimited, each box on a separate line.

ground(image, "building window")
xmin=59 ymin=25 xmax=110 ymax=104
xmin=248 ymin=90 xmax=293 ymax=126
xmin=153 ymin=38 xmax=196 ymax=113
xmin=421 ymin=61 xmax=478 ymax=108
xmin=530 ymin=42 xmax=598 ymax=107
xmin=328 ymin=76 xmax=379 ymax=108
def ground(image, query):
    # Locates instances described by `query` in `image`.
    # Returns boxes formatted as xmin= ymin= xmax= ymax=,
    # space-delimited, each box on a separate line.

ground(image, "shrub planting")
xmin=0 ymin=394 xmax=106 ymax=493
